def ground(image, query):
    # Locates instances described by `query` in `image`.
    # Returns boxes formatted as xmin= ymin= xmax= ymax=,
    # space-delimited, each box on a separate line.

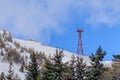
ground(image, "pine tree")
xmin=61 ymin=62 xmax=70 ymax=80
xmin=0 ymin=72 xmax=5 ymax=80
xmin=41 ymin=49 xmax=66 ymax=80
xmin=36 ymin=52 xmax=46 ymax=65
xmin=0 ymin=50 xmax=4 ymax=56
xmin=76 ymin=57 xmax=86 ymax=80
xmin=6 ymin=61 xmax=14 ymax=80
xmin=25 ymin=51 xmax=40 ymax=80
xmin=19 ymin=56 xmax=25 ymax=72
xmin=68 ymin=54 xmax=76 ymax=80
xmin=52 ymin=49 xmax=66 ymax=80
xmin=41 ymin=58 xmax=55 ymax=80
xmin=87 ymin=46 xmax=106 ymax=80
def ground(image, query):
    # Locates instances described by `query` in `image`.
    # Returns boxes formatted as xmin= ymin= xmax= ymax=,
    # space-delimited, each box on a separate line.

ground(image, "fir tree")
xmin=25 ymin=51 xmax=40 ymax=80
xmin=36 ymin=52 xmax=46 ymax=65
xmin=6 ymin=61 xmax=14 ymax=80
xmin=68 ymin=54 xmax=76 ymax=80
xmin=0 ymin=50 xmax=4 ymax=56
xmin=19 ymin=56 xmax=25 ymax=72
xmin=61 ymin=62 xmax=70 ymax=80
xmin=76 ymin=57 xmax=86 ymax=80
xmin=41 ymin=49 xmax=66 ymax=80
xmin=0 ymin=72 xmax=5 ymax=80
xmin=41 ymin=58 xmax=55 ymax=80
xmin=52 ymin=49 xmax=66 ymax=80
xmin=87 ymin=46 xmax=106 ymax=80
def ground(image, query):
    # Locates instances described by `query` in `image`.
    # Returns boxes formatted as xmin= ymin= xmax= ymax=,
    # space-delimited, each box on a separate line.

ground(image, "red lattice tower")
xmin=77 ymin=29 xmax=84 ymax=55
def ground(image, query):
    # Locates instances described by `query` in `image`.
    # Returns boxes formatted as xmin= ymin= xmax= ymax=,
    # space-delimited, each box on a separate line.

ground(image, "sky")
xmin=0 ymin=0 xmax=120 ymax=60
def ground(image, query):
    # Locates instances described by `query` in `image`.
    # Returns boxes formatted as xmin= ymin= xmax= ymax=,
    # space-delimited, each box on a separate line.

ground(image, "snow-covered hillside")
xmin=14 ymin=39 xmax=90 ymax=63
xmin=0 ymin=30 xmax=112 ymax=80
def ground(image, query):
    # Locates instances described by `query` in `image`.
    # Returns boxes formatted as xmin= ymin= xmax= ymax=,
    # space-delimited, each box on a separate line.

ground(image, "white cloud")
xmin=75 ymin=0 xmax=120 ymax=27
xmin=0 ymin=0 xmax=72 ymax=42
xmin=0 ymin=0 xmax=120 ymax=42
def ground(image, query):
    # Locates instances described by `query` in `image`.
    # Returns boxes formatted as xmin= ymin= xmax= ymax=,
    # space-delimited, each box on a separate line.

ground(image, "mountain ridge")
xmin=0 ymin=29 xmax=111 ymax=80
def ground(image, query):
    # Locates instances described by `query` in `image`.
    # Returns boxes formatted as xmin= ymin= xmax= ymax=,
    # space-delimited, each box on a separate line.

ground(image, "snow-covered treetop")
xmin=0 ymin=29 xmax=13 ymax=42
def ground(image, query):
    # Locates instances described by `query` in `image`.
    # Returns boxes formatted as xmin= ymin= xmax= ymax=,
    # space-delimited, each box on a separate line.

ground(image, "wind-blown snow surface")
xmin=0 ymin=37 xmax=111 ymax=80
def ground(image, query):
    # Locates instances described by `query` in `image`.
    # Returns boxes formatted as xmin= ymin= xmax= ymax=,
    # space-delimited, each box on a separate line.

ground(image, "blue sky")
xmin=0 ymin=0 xmax=120 ymax=60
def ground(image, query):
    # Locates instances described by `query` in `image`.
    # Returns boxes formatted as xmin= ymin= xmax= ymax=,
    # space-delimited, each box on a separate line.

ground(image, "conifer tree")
xmin=25 ymin=51 xmax=40 ymax=80
xmin=0 ymin=72 xmax=5 ymax=80
xmin=41 ymin=49 xmax=66 ymax=80
xmin=68 ymin=54 xmax=76 ymax=80
xmin=37 ymin=52 xmax=45 ymax=65
xmin=52 ymin=49 xmax=66 ymax=80
xmin=6 ymin=61 xmax=14 ymax=80
xmin=0 ymin=50 xmax=4 ymax=56
xmin=87 ymin=46 xmax=106 ymax=80
xmin=19 ymin=56 xmax=25 ymax=72
xmin=61 ymin=62 xmax=70 ymax=80
xmin=41 ymin=58 xmax=54 ymax=80
xmin=76 ymin=57 xmax=86 ymax=80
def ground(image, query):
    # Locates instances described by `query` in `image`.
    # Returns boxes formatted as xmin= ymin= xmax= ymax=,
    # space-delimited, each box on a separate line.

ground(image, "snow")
xmin=0 ymin=30 xmax=112 ymax=80
xmin=0 ymin=62 xmax=25 ymax=79
xmin=102 ymin=61 xmax=112 ymax=67
xmin=14 ymin=38 xmax=111 ymax=66
xmin=13 ymin=38 xmax=91 ymax=63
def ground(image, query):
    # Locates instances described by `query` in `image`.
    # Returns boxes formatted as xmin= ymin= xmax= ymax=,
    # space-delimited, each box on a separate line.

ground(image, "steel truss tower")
xmin=77 ymin=29 xmax=84 ymax=55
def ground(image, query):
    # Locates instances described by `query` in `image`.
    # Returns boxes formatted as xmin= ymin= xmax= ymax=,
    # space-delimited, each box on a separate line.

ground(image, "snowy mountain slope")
xmin=14 ymin=38 xmax=112 ymax=66
xmin=0 ymin=30 xmax=112 ymax=80
xmin=14 ymin=38 xmax=90 ymax=63
xmin=0 ymin=30 xmax=29 ymax=79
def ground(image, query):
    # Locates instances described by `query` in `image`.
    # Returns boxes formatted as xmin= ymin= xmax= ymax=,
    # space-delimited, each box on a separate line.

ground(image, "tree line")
xmin=1 ymin=46 xmax=120 ymax=80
